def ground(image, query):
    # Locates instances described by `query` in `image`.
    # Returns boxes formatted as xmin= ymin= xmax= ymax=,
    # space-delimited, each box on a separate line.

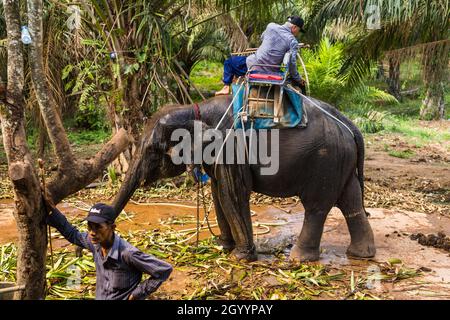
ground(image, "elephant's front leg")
xmin=215 ymin=165 xmax=257 ymax=262
xmin=211 ymin=179 xmax=235 ymax=252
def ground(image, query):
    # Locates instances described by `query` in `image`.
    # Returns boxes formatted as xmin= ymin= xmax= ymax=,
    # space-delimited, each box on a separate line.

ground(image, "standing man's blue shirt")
xmin=246 ymin=22 xmax=302 ymax=81
xmin=47 ymin=208 xmax=173 ymax=300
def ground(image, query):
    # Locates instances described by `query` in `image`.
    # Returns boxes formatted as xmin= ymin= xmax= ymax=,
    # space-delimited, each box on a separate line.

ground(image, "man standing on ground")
xmin=215 ymin=15 xmax=306 ymax=96
xmin=43 ymin=200 xmax=173 ymax=300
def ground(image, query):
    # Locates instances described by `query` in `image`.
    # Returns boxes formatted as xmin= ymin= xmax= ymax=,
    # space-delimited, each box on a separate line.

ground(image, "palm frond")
xmin=346 ymin=84 xmax=399 ymax=105
xmin=312 ymin=0 xmax=449 ymax=87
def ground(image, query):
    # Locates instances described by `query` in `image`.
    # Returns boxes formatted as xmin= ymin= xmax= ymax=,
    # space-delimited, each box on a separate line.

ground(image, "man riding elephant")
xmin=215 ymin=15 xmax=307 ymax=96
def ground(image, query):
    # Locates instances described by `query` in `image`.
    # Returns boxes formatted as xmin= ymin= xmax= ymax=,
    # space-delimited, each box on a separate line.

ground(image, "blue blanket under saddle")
xmin=232 ymin=83 xmax=303 ymax=129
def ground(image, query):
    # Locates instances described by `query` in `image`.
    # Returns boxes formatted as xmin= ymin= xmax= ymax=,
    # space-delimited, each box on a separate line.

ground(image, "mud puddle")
xmin=1 ymin=200 xmax=450 ymax=299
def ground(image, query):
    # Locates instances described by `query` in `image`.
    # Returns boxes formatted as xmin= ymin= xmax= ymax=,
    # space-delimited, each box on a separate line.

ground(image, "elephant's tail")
xmin=353 ymin=128 xmax=369 ymax=217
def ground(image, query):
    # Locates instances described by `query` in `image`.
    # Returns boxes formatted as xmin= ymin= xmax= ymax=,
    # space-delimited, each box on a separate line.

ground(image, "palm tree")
xmin=174 ymin=23 xmax=229 ymax=102
xmin=311 ymin=0 xmax=450 ymax=120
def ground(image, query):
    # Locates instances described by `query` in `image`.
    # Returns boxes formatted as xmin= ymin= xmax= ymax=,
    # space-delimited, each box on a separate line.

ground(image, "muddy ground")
xmin=0 ymin=125 xmax=449 ymax=300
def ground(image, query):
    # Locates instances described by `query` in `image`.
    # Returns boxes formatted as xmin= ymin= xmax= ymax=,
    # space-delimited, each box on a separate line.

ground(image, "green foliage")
xmin=74 ymin=97 xmax=108 ymax=130
xmin=303 ymin=37 xmax=398 ymax=107
xmin=0 ymin=243 xmax=16 ymax=282
xmin=311 ymin=0 xmax=449 ymax=119
xmin=302 ymin=38 xmax=346 ymax=104
xmin=105 ymin=165 xmax=118 ymax=186
xmin=190 ymin=61 xmax=224 ymax=92
xmin=183 ymin=25 xmax=230 ymax=68
xmin=344 ymin=85 xmax=399 ymax=106
xmin=67 ymin=129 xmax=110 ymax=146
xmin=124 ymin=63 xmax=140 ymax=76
xmin=388 ymin=149 xmax=415 ymax=159
xmin=344 ymin=103 xmax=388 ymax=134
xmin=62 ymin=41 xmax=112 ymax=130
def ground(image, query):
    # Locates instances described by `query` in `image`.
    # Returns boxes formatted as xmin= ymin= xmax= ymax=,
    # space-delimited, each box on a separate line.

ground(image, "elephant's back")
xmin=250 ymin=105 xmax=359 ymax=198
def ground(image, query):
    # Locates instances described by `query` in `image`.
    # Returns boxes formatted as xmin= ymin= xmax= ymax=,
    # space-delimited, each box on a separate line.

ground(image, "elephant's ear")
xmin=184 ymin=120 xmax=212 ymax=165
xmin=163 ymin=119 xmax=211 ymax=167
xmin=182 ymin=119 xmax=212 ymax=134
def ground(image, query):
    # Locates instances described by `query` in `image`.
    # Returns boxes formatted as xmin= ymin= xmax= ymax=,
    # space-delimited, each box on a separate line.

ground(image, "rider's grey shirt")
xmin=246 ymin=22 xmax=301 ymax=81
xmin=47 ymin=208 xmax=173 ymax=300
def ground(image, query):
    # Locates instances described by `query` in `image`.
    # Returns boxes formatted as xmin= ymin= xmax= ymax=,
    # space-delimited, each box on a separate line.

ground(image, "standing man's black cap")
xmin=288 ymin=15 xmax=306 ymax=33
xmin=85 ymin=203 xmax=116 ymax=224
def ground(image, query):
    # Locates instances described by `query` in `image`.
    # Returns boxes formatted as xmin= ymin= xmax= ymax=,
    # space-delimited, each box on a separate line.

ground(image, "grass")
xmin=66 ymin=129 xmax=111 ymax=146
xmin=388 ymin=149 xmax=416 ymax=159
xmin=0 ymin=127 xmax=111 ymax=171
xmin=190 ymin=61 xmax=224 ymax=93
xmin=383 ymin=115 xmax=450 ymax=145
xmin=23 ymin=126 xmax=110 ymax=149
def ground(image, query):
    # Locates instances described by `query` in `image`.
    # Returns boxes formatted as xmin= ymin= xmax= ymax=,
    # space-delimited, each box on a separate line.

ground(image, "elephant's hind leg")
xmin=290 ymin=205 xmax=331 ymax=262
xmin=337 ymin=174 xmax=376 ymax=258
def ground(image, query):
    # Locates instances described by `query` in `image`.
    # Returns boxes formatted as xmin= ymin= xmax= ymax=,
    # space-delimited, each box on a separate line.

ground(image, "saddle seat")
xmin=241 ymin=51 xmax=292 ymax=123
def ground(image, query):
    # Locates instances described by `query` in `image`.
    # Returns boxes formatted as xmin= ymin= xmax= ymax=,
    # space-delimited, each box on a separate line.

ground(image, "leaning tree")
xmin=0 ymin=0 xmax=130 ymax=299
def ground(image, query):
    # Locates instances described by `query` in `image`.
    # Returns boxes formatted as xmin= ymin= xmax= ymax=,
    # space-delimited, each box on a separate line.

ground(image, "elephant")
xmin=112 ymin=95 xmax=376 ymax=262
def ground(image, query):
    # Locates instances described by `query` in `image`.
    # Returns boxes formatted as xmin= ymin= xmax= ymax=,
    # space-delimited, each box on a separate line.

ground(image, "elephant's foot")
xmin=289 ymin=245 xmax=320 ymax=262
xmin=230 ymin=246 xmax=257 ymax=262
xmin=215 ymin=237 xmax=236 ymax=253
xmin=346 ymin=241 xmax=376 ymax=259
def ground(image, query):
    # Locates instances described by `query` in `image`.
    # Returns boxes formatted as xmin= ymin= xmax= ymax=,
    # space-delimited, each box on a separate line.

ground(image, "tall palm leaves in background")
xmin=174 ymin=24 xmax=229 ymax=103
xmin=50 ymin=0 xmax=290 ymax=135
xmin=311 ymin=0 xmax=449 ymax=120
xmin=1 ymin=0 xmax=292 ymax=125
xmin=70 ymin=0 xmax=175 ymax=136
xmin=303 ymin=37 xmax=398 ymax=107
xmin=1 ymin=0 xmax=289 ymax=171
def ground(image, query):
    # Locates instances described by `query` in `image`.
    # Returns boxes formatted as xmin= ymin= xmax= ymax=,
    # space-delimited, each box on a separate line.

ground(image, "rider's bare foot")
xmin=215 ymin=85 xmax=231 ymax=96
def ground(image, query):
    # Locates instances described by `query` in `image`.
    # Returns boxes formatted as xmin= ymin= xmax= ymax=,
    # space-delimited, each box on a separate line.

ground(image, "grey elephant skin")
xmin=113 ymin=95 xmax=376 ymax=262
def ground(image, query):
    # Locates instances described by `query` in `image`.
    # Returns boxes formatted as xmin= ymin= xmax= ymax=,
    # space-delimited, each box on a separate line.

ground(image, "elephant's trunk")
xmin=112 ymin=103 xmax=196 ymax=216
xmin=113 ymin=121 xmax=158 ymax=217
xmin=112 ymin=152 xmax=145 ymax=217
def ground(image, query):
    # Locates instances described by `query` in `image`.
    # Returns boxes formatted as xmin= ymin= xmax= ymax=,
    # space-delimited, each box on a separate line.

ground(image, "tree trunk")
xmin=376 ymin=60 xmax=385 ymax=80
xmin=420 ymin=82 xmax=445 ymax=120
xmin=387 ymin=57 xmax=401 ymax=100
xmin=0 ymin=0 xmax=132 ymax=299
xmin=1 ymin=0 xmax=47 ymax=300
xmin=420 ymin=45 xmax=449 ymax=120
xmin=125 ymin=75 xmax=144 ymax=137
xmin=37 ymin=116 xmax=48 ymax=158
